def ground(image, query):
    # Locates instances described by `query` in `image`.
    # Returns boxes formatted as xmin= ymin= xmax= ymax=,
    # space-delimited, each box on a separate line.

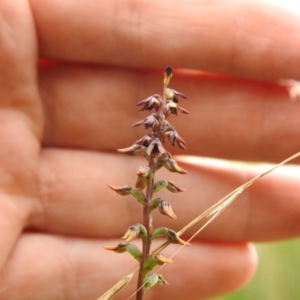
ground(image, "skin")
xmin=0 ymin=0 xmax=300 ymax=299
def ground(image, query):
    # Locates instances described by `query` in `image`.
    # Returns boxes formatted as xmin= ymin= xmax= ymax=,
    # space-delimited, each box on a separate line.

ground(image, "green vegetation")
xmin=213 ymin=239 xmax=300 ymax=300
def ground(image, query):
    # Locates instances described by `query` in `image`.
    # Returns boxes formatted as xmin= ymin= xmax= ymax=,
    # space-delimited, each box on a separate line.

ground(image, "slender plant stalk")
xmin=136 ymin=78 xmax=169 ymax=300
xmin=105 ymin=66 xmax=189 ymax=299
xmin=136 ymin=160 xmax=153 ymax=300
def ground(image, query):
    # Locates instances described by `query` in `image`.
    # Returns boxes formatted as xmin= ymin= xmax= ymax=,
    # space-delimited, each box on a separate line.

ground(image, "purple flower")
xmin=136 ymin=94 xmax=162 ymax=111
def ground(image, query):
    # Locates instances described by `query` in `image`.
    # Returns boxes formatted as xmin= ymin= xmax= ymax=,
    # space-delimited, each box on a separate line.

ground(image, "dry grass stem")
xmin=97 ymin=273 xmax=135 ymax=300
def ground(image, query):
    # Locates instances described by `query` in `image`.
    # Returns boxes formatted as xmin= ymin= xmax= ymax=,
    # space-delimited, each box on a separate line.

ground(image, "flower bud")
xmin=107 ymin=185 xmax=132 ymax=196
xmin=164 ymin=101 xmax=189 ymax=117
xmin=165 ymin=88 xmax=187 ymax=102
xmin=164 ymin=101 xmax=178 ymax=116
xmin=153 ymin=180 xmax=168 ymax=192
xmin=117 ymin=144 xmax=143 ymax=156
xmin=122 ymin=225 xmax=140 ymax=242
xmin=151 ymin=227 xmax=189 ymax=244
xmin=167 ymin=229 xmax=190 ymax=246
xmin=145 ymin=273 xmax=168 ymax=289
xmin=122 ymin=224 xmax=147 ymax=242
xmin=104 ymin=243 xmax=142 ymax=262
xmin=135 ymin=176 xmax=146 ymax=191
xmin=136 ymin=166 xmax=152 ymax=190
xmin=164 ymin=66 xmax=173 ymax=77
xmin=166 ymin=180 xmax=187 ymax=193
xmin=164 ymin=66 xmax=173 ymax=86
xmin=164 ymin=158 xmax=187 ymax=174
xmin=159 ymin=200 xmax=177 ymax=219
xmin=118 ymin=144 xmax=150 ymax=161
xmin=104 ymin=242 xmax=128 ymax=253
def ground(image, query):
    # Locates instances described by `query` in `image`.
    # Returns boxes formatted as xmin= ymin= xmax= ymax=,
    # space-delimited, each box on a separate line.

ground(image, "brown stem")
xmin=136 ymin=82 xmax=168 ymax=300
xmin=136 ymin=159 xmax=155 ymax=300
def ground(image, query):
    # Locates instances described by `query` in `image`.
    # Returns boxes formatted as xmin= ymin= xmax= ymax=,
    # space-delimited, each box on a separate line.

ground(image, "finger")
xmin=30 ymin=149 xmax=300 ymax=242
xmin=0 ymin=0 xmax=43 ymax=270
xmin=0 ymin=0 xmax=42 ymax=134
xmin=39 ymin=64 xmax=300 ymax=162
xmin=0 ymin=233 xmax=256 ymax=300
xmin=30 ymin=0 xmax=300 ymax=80
xmin=0 ymin=194 xmax=29 ymax=271
xmin=176 ymin=156 xmax=300 ymax=242
xmin=0 ymin=233 xmax=134 ymax=300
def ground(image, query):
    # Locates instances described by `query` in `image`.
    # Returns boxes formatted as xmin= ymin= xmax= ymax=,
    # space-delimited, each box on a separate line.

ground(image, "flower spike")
xmin=105 ymin=66 xmax=191 ymax=298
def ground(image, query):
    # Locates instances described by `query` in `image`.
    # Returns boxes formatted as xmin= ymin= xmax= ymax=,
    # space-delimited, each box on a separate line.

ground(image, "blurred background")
xmin=214 ymin=1 xmax=300 ymax=298
xmin=212 ymin=239 xmax=300 ymax=300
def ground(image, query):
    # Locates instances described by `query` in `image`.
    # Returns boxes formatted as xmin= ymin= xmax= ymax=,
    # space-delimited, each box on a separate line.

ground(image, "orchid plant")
xmin=105 ymin=66 xmax=189 ymax=300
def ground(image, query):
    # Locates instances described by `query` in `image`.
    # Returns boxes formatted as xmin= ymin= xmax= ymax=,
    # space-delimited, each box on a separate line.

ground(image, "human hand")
xmin=1 ymin=0 xmax=300 ymax=299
